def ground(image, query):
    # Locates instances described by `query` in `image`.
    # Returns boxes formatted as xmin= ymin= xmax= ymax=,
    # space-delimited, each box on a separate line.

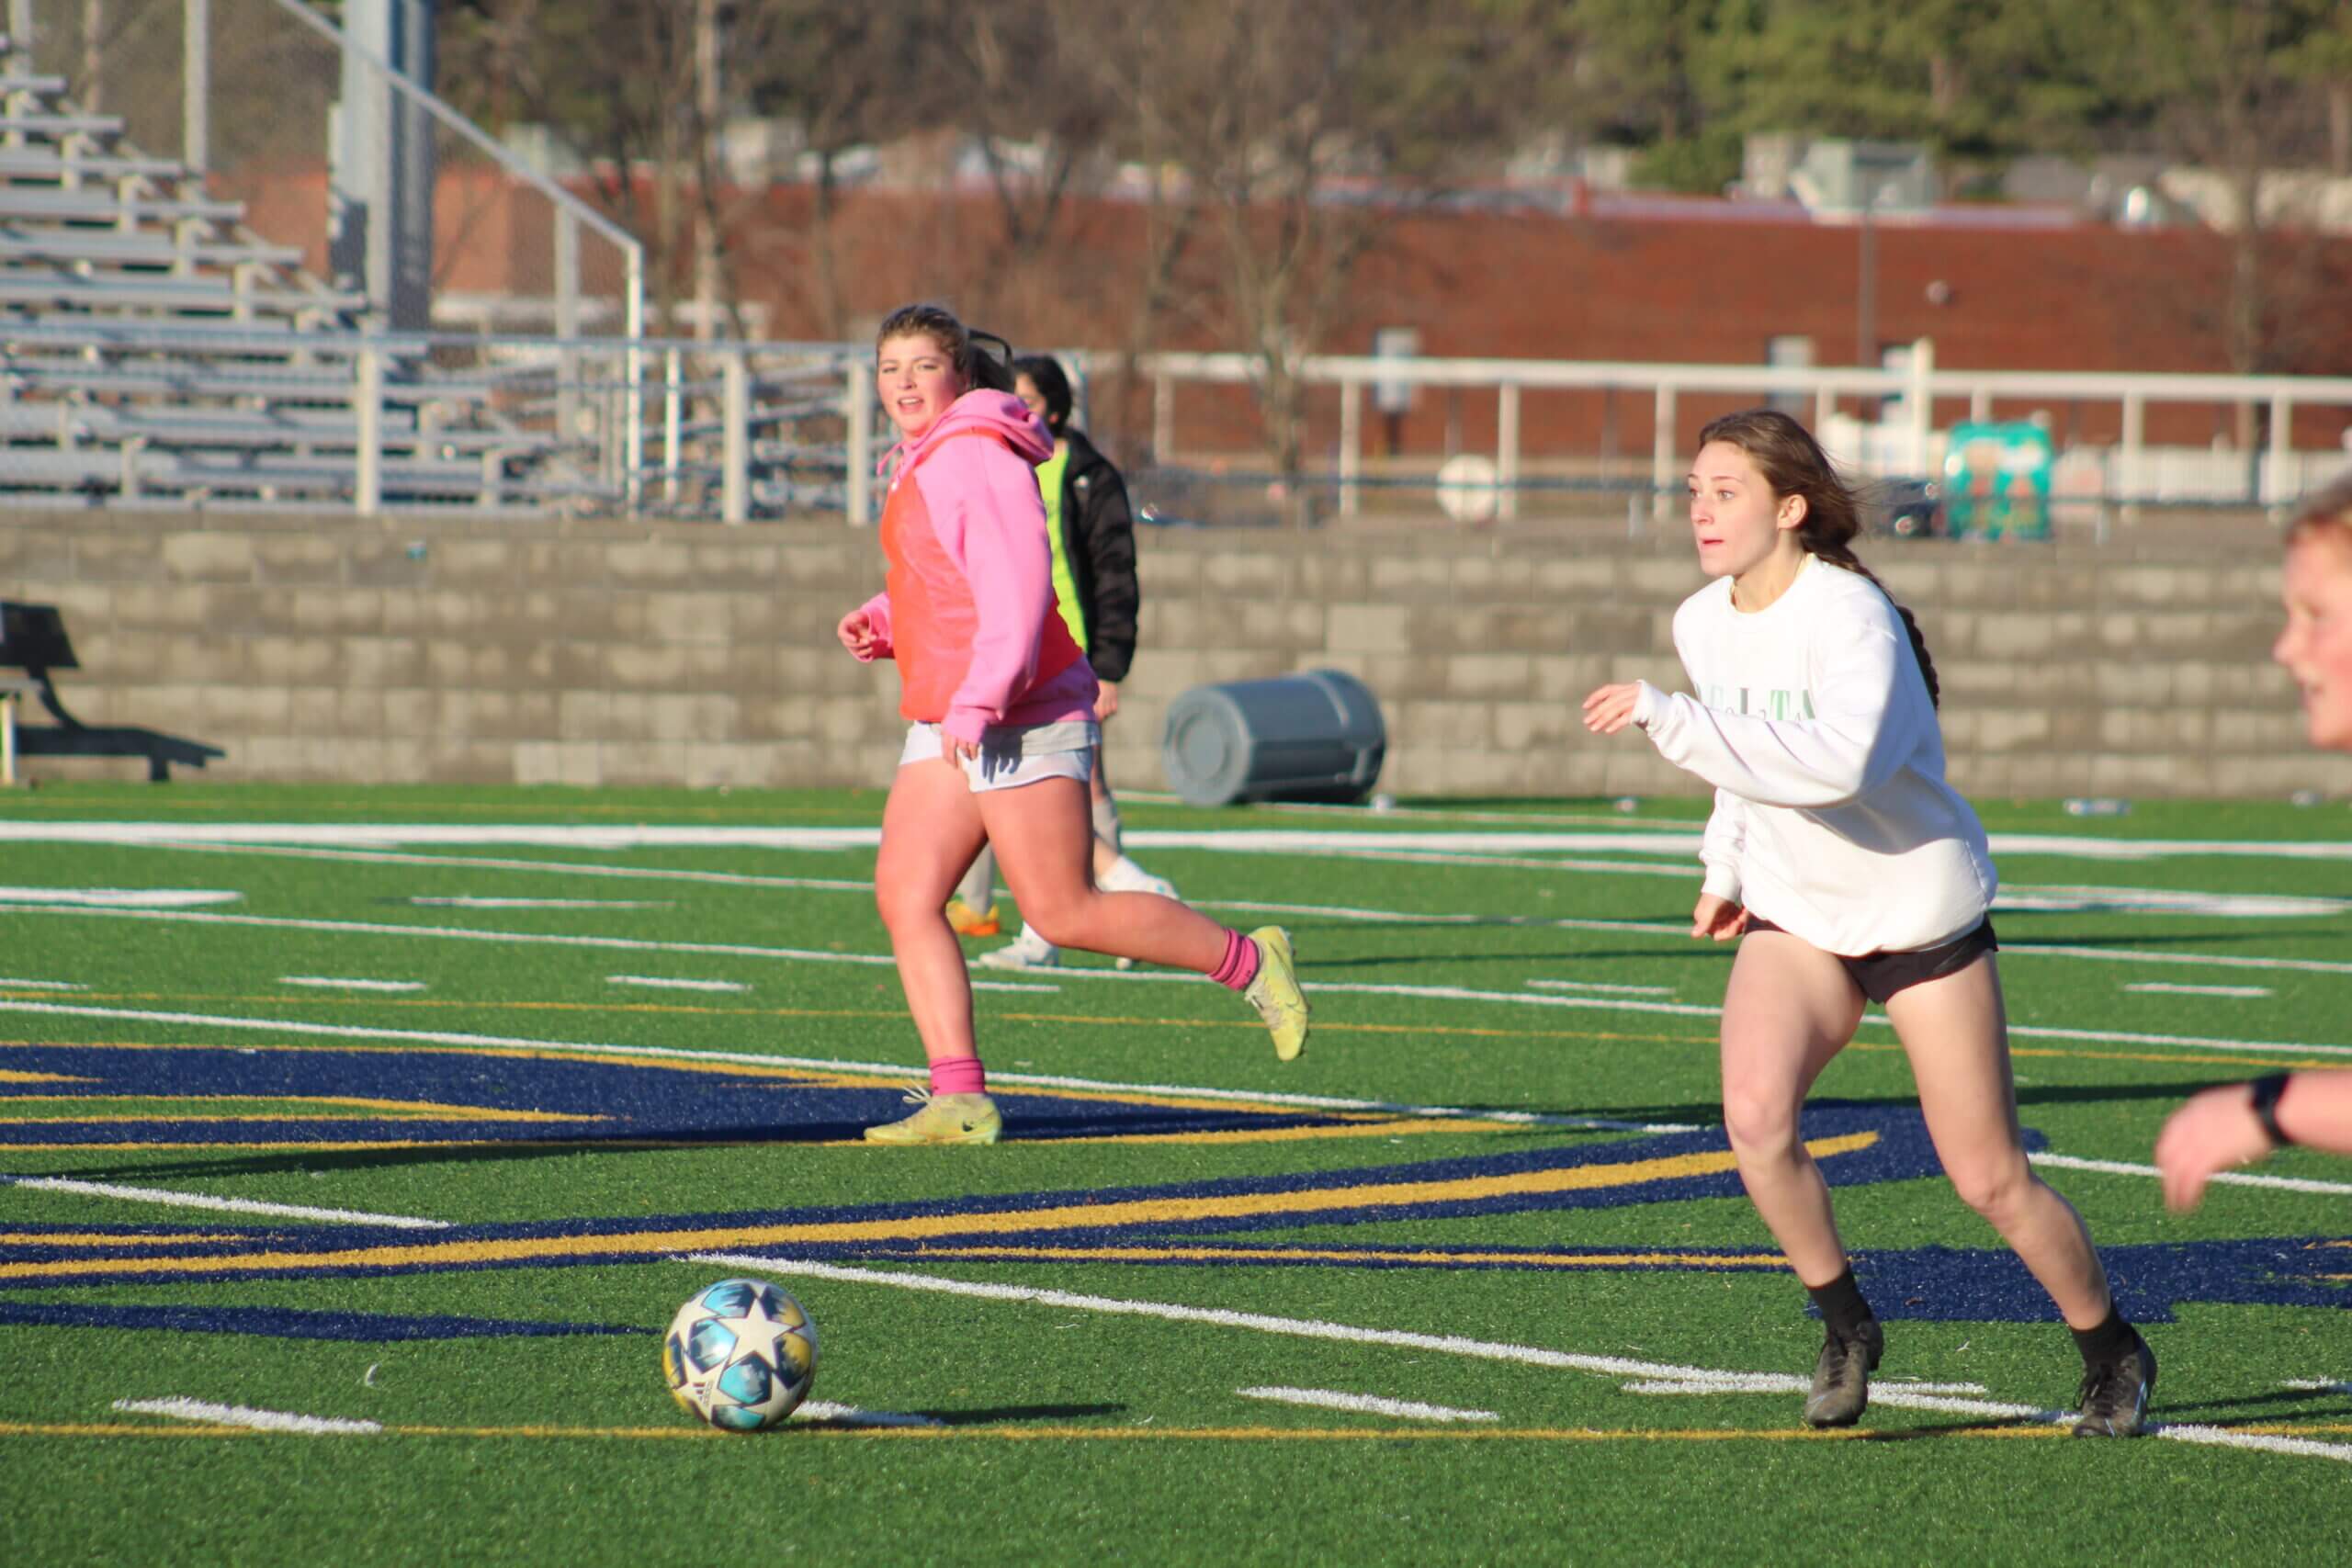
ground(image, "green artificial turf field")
xmin=1 ymin=782 xmax=2347 ymax=1564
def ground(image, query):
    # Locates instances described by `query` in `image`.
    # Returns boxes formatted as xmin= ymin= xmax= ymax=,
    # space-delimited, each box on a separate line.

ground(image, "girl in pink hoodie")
xmin=836 ymin=303 xmax=1310 ymax=1144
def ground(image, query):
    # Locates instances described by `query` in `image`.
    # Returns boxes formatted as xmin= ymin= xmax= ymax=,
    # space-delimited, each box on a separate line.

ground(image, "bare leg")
xmin=1885 ymin=954 xmax=2113 ymax=1328
xmin=873 ymin=759 xmax=987 ymax=1066
xmin=1718 ymin=931 xmax=1868 ymax=1287
xmin=981 ymin=774 xmax=1227 ymax=971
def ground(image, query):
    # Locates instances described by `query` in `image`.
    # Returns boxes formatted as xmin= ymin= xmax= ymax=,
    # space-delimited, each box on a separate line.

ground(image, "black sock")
xmin=1805 ymin=1268 xmax=1874 ymax=1341
xmin=2072 ymin=1306 xmax=2137 ymax=1367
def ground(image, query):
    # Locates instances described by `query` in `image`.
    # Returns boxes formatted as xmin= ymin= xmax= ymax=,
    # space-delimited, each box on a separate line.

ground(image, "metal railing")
xmin=13 ymin=0 xmax=646 ymax=499
xmin=1126 ymin=340 xmax=2352 ymax=523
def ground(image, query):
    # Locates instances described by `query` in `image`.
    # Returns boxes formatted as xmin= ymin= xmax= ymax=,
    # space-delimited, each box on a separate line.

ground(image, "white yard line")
xmin=0 ymin=886 xmax=241 ymax=908
xmin=9 ymin=908 xmax=2352 ymax=1066
xmin=1237 ymin=1386 xmax=1499 ymax=1423
xmin=607 ymin=976 xmax=750 ymax=994
xmin=148 ymin=840 xmax=869 ymax=890
xmin=112 ymin=1397 xmax=380 ymax=1435
xmin=969 ymin=981 xmax=1064 ymax=994
xmin=694 ymin=1255 xmax=2352 ymax=1464
xmin=14 ymin=820 xmax=2352 ymax=864
xmin=279 ymin=976 xmax=426 ymax=994
xmin=0 ymin=1173 xmax=448 ymax=1228
xmin=793 ymin=1401 xmax=943 ymax=1427
xmin=1529 ymin=978 xmax=1677 ymax=997
xmin=412 ymin=897 xmax=672 ymax=909
xmin=2124 ymin=982 xmax=2273 ymax=999
xmin=2029 ymin=1152 xmax=2352 ymax=1199
xmin=1617 ymin=1372 xmax=1989 ymax=1396
xmin=0 ymin=977 xmax=84 ymax=990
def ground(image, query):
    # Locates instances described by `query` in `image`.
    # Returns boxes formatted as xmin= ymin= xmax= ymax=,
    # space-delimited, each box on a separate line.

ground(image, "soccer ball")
xmin=662 ymin=1277 xmax=819 ymax=1432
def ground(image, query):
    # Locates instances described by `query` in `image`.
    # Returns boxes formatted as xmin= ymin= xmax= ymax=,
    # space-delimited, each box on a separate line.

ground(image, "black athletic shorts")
xmin=1742 ymin=915 xmax=1998 ymax=1005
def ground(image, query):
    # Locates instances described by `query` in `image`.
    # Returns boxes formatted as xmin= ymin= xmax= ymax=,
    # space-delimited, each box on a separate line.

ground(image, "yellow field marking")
xmin=0 ymin=1094 xmax=599 ymax=1124
xmin=0 ymin=1232 xmax=240 ymax=1247
xmin=0 ymin=1070 xmax=95 ymax=1084
xmin=877 ymin=1244 xmax=1790 ymax=1269
xmin=0 ymin=1132 xmax=1871 ymax=1285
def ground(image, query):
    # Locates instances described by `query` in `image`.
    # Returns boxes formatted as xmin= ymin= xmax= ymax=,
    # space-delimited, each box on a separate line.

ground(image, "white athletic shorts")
xmin=898 ymin=718 xmax=1099 ymax=793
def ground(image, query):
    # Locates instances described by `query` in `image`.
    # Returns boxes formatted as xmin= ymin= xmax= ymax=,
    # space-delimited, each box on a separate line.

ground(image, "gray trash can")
xmin=1160 ymin=669 xmax=1386 ymax=807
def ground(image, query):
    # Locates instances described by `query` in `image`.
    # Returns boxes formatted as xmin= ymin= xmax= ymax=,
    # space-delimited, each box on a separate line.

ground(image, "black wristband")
xmin=2247 ymin=1073 xmax=2294 ymax=1150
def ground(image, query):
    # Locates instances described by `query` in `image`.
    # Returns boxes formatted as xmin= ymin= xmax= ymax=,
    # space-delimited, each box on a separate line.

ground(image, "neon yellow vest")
xmin=1037 ymin=442 xmax=1087 ymax=650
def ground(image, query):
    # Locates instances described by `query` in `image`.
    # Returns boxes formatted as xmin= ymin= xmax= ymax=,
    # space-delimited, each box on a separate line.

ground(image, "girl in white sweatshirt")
xmin=1582 ymin=409 xmax=2152 ymax=1438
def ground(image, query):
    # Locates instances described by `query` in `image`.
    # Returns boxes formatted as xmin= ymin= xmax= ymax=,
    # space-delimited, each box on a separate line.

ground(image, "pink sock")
xmin=929 ymin=1055 xmax=987 ymax=1097
xmin=1209 ymin=928 xmax=1261 ymax=992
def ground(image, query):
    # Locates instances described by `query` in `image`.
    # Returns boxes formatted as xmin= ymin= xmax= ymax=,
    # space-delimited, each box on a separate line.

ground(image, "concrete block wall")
xmin=1 ymin=505 xmax=2339 ymax=800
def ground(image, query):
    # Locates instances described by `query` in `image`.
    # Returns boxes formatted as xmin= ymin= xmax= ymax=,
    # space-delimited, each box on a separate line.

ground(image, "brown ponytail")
xmin=1696 ymin=409 xmax=1940 ymax=708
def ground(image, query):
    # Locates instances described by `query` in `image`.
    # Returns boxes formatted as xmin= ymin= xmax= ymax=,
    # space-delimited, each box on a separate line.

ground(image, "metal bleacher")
xmin=0 ymin=33 xmax=593 ymax=513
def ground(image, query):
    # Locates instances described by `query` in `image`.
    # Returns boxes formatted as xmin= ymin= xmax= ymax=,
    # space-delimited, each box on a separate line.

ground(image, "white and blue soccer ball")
xmin=662 ymin=1277 xmax=818 ymax=1432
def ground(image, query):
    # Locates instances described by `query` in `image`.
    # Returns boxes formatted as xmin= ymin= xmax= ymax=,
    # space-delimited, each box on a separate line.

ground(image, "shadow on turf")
xmin=920 ymin=1404 xmax=1125 ymax=1427
xmin=2148 ymin=1385 xmax=2352 ymax=1421
xmin=61 ymin=1124 xmax=887 ymax=1182
xmin=1491 ymin=1077 xmax=2222 ymax=1132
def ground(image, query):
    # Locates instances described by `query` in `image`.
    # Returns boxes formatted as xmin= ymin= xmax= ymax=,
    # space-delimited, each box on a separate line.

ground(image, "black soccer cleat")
xmin=1803 ymin=1317 xmax=1884 ymax=1428
xmin=2073 ymin=1328 xmax=2155 ymax=1438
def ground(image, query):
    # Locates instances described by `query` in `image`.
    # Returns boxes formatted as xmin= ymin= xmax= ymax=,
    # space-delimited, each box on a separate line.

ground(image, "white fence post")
xmin=662 ymin=346 xmax=683 ymax=507
xmin=1497 ymin=382 xmax=1521 ymax=522
xmin=183 ymin=0 xmax=209 ymax=175
xmin=1338 ymin=378 xmax=1362 ymax=518
xmin=1907 ymin=337 xmax=1934 ymax=475
xmin=721 ymin=348 xmax=748 ymax=525
xmin=2120 ymin=391 xmax=2144 ymax=523
xmin=354 ymin=344 xmax=382 ymax=514
xmin=2267 ymin=389 xmax=2292 ymax=510
xmin=1651 ymin=383 xmax=1677 ymax=522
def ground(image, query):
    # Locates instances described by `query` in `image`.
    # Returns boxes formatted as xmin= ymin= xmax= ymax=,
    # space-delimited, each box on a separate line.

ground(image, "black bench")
xmin=0 ymin=602 xmax=225 ymax=781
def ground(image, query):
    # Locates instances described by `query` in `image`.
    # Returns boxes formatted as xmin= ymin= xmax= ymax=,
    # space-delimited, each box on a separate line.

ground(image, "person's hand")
xmin=837 ymin=607 xmax=879 ymax=659
xmin=1581 ymin=682 xmax=1645 ymax=736
xmin=1093 ymin=681 xmax=1121 ymax=722
xmin=937 ymin=729 xmax=978 ymax=765
xmin=1691 ymin=893 xmax=1749 ymax=942
xmin=2154 ymin=1082 xmax=2276 ymax=1212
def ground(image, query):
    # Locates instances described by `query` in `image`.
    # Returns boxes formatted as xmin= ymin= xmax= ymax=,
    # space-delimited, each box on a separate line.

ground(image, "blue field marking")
xmin=0 ymin=1041 xmax=1416 ymax=1146
xmin=3 ymin=1101 xmax=2346 ymax=1325
xmin=0 ymin=1300 xmax=639 ymax=1340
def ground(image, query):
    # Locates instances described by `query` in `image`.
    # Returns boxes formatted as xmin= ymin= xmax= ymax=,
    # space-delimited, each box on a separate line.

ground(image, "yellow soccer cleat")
xmin=862 ymin=1089 xmax=1002 ymax=1145
xmin=944 ymin=897 xmax=1001 ymax=938
xmin=1243 ymin=926 xmax=1310 ymax=1062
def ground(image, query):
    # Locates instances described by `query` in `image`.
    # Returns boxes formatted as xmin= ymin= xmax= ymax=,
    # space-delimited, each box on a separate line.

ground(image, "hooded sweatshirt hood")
xmin=885 ymin=389 xmax=1053 ymax=477
xmin=870 ymin=386 xmax=1093 ymax=742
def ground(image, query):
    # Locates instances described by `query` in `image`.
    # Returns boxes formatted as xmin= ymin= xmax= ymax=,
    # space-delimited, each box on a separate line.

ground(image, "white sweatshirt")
xmin=1629 ymin=555 xmax=1996 ymax=957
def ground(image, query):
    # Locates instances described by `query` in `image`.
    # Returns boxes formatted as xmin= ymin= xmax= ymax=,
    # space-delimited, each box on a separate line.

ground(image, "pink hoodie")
xmin=854 ymin=389 xmax=1100 ymax=744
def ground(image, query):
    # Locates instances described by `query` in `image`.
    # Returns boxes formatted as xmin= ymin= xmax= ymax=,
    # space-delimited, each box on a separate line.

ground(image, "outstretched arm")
xmin=2154 ymin=1070 xmax=2352 ymax=1211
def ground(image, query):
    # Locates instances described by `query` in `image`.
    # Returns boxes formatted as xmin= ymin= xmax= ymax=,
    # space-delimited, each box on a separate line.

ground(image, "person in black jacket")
xmin=945 ymin=355 xmax=1181 ymax=969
